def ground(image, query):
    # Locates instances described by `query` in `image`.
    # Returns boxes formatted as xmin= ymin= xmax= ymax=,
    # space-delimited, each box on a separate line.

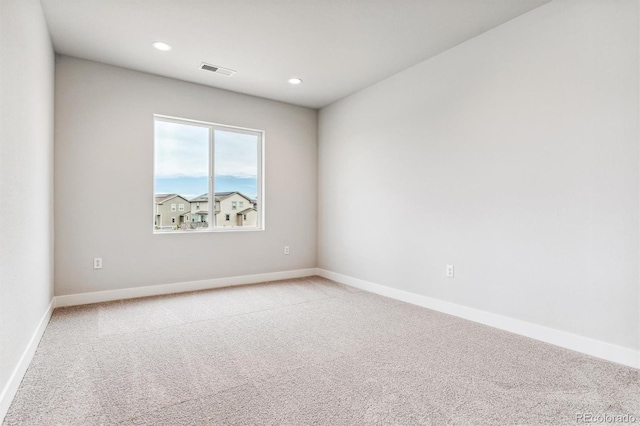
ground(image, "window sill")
xmin=153 ymin=227 xmax=264 ymax=235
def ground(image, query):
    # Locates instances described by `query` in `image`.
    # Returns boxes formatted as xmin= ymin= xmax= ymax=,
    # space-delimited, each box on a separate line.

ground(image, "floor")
xmin=3 ymin=276 xmax=639 ymax=425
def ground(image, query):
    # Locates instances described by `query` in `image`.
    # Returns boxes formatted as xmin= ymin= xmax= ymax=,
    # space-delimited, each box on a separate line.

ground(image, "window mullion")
xmin=209 ymin=126 xmax=215 ymax=229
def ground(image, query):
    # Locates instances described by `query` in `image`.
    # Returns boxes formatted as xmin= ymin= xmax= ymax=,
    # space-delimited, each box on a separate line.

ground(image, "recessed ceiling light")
xmin=288 ymin=77 xmax=303 ymax=85
xmin=152 ymin=41 xmax=172 ymax=51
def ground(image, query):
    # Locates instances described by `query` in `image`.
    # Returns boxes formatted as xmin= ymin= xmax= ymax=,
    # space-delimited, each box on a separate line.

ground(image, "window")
xmin=171 ymin=217 xmax=176 ymax=224
xmin=243 ymin=214 xmax=247 ymax=220
xmin=154 ymin=116 xmax=263 ymax=233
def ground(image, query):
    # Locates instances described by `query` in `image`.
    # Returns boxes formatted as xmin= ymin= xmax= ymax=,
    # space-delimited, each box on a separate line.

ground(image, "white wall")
xmin=319 ymin=0 xmax=639 ymax=352
xmin=0 ymin=0 xmax=55 ymax=411
xmin=55 ymin=57 xmax=317 ymax=295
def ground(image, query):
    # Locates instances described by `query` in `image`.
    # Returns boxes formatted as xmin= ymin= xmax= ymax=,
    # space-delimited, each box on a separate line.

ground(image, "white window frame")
xmin=171 ymin=203 xmax=176 ymax=212
xmin=153 ymin=114 xmax=265 ymax=234
xmin=179 ymin=204 xmax=184 ymax=211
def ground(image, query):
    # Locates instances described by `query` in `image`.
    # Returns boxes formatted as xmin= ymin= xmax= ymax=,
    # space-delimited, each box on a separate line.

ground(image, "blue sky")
xmin=154 ymin=120 xmax=258 ymax=199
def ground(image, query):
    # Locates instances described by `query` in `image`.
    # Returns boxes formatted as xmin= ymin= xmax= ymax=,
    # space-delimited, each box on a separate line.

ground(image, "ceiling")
xmin=40 ymin=0 xmax=551 ymax=109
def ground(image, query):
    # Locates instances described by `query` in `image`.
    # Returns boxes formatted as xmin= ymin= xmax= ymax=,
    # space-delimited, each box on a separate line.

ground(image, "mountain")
xmin=155 ymin=175 xmax=257 ymax=200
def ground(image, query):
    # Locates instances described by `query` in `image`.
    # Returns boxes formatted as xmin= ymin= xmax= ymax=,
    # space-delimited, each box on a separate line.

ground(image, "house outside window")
xmin=154 ymin=116 xmax=264 ymax=233
xmin=171 ymin=217 xmax=176 ymax=224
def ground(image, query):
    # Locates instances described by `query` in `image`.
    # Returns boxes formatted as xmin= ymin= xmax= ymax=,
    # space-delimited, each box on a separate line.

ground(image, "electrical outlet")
xmin=284 ymin=246 xmax=290 ymax=255
xmin=94 ymin=258 xmax=102 ymax=270
xmin=446 ymin=264 xmax=454 ymax=278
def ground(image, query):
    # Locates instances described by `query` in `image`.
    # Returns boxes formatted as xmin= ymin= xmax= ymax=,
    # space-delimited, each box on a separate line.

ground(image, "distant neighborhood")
xmin=154 ymin=191 xmax=257 ymax=230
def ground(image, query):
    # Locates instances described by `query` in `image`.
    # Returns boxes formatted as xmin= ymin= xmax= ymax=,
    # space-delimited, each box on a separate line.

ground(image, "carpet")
xmin=3 ymin=276 xmax=639 ymax=425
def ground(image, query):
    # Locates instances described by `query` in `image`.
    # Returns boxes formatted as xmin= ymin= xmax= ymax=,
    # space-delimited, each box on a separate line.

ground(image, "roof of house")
xmin=155 ymin=193 xmax=177 ymax=204
xmin=237 ymin=208 xmax=256 ymax=215
xmin=190 ymin=194 xmax=209 ymax=202
xmin=155 ymin=194 xmax=190 ymax=204
xmin=190 ymin=192 xmax=255 ymax=203
xmin=215 ymin=192 xmax=237 ymax=201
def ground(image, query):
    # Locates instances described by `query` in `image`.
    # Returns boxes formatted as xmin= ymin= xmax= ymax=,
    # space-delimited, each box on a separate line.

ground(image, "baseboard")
xmin=318 ymin=268 xmax=640 ymax=369
xmin=55 ymin=268 xmax=319 ymax=308
xmin=0 ymin=298 xmax=54 ymax=423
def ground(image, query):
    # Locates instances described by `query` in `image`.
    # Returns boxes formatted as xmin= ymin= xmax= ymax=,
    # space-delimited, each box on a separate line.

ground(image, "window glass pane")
xmin=214 ymin=129 xmax=258 ymax=228
xmin=154 ymin=120 xmax=209 ymax=232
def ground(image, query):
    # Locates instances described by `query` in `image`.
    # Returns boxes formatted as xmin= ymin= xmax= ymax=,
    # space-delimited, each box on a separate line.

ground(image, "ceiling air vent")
xmin=200 ymin=63 xmax=236 ymax=77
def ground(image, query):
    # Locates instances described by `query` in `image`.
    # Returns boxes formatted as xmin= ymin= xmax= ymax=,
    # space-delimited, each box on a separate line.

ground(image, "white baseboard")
xmin=318 ymin=268 xmax=640 ymax=369
xmin=0 ymin=299 xmax=54 ymax=423
xmin=55 ymin=268 xmax=319 ymax=308
xmin=2 ymin=266 xmax=635 ymax=426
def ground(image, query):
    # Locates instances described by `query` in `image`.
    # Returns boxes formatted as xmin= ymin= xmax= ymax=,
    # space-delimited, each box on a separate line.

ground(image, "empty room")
xmin=1 ymin=0 xmax=639 ymax=424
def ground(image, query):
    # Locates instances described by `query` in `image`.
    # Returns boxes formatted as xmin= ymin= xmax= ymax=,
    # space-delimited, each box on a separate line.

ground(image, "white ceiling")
xmin=41 ymin=0 xmax=551 ymax=109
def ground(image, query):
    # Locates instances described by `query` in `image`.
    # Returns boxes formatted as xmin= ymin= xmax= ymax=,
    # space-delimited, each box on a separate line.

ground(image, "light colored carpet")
xmin=3 ymin=276 xmax=639 ymax=425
